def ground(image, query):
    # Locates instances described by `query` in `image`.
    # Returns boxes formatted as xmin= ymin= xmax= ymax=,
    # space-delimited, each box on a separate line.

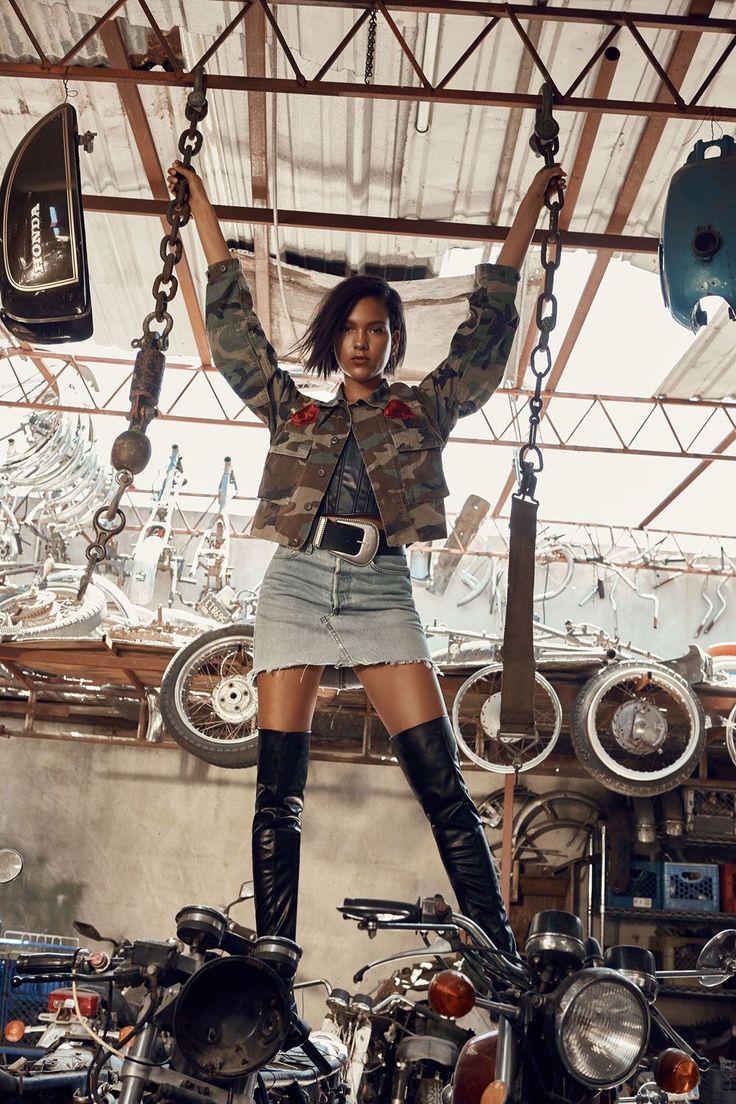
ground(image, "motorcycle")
xmin=338 ymin=895 xmax=736 ymax=1104
xmin=10 ymin=897 xmax=347 ymax=1104
xmin=321 ymin=960 xmax=473 ymax=1104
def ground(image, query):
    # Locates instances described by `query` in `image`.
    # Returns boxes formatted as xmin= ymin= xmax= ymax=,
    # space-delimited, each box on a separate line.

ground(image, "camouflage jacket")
xmin=206 ymin=258 xmax=520 ymax=548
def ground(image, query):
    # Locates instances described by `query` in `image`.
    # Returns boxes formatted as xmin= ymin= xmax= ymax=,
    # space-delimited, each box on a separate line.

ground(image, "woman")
xmin=168 ymin=158 xmax=565 ymax=960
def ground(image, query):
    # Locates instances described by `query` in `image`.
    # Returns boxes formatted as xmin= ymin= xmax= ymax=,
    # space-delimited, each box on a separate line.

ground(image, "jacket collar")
xmin=318 ymin=377 xmax=391 ymax=409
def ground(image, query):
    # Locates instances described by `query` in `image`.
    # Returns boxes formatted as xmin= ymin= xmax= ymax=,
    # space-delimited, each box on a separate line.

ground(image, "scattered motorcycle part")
xmin=697 ymin=929 xmax=736 ymax=988
xmin=0 ymin=848 xmax=23 ymax=883
xmin=452 ymin=662 xmax=562 ymax=773
xmin=571 ymin=661 xmax=706 ymax=796
xmin=660 ymin=135 xmax=736 ymax=331
xmin=159 ymin=624 xmax=258 ymax=768
xmin=726 ymin=702 xmax=736 ymax=767
xmin=633 ymin=796 xmax=656 ymax=844
xmin=510 ymin=791 xmax=602 ymax=869
xmin=0 ymin=581 xmax=106 ymax=639
xmin=173 ymin=955 xmax=290 ymax=1077
xmin=0 ymin=103 xmax=93 ymax=342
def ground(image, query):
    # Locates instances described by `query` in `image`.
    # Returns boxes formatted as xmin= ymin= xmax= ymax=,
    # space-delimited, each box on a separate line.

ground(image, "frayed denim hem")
xmin=253 ymin=658 xmax=442 ymax=679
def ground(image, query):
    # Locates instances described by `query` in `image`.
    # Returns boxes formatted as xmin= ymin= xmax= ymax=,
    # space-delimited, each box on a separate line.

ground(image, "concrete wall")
xmin=0 ymin=735 xmax=520 ymax=1024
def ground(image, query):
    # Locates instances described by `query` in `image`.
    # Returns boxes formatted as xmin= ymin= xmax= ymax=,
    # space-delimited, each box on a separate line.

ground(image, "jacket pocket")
xmin=395 ymin=431 xmax=449 ymax=506
xmin=257 ymin=437 xmax=313 ymax=501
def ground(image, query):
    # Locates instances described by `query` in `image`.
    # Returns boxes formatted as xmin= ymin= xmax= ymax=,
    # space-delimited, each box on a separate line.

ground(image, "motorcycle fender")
xmin=395 ymin=1035 xmax=459 ymax=1068
xmin=451 ymin=1030 xmax=499 ymax=1104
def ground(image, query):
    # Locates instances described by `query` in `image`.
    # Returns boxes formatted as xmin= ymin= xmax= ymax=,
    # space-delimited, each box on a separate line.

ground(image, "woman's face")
xmin=334 ymin=296 xmax=399 ymax=395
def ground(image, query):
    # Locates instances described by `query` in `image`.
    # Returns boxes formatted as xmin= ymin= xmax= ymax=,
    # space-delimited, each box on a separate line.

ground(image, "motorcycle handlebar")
xmin=14 ymin=953 xmax=80 ymax=974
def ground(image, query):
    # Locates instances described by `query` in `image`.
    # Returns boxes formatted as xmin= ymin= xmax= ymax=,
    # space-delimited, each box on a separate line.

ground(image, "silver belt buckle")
xmin=315 ymin=516 xmax=380 ymax=566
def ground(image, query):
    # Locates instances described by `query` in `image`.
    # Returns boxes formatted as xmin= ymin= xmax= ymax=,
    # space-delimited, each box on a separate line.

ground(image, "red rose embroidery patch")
xmin=383 ymin=399 xmax=413 ymax=421
xmin=290 ymin=402 xmax=319 ymax=427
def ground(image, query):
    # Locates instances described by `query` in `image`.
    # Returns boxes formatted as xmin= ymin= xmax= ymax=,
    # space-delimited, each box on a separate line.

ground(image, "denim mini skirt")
xmin=252 ymin=544 xmax=436 ymax=677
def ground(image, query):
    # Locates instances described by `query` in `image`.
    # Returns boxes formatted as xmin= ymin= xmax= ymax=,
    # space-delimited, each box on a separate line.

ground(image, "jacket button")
xmin=219 ymin=263 xmax=227 ymax=272
xmin=305 ymin=502 xmax=313 ymax=511
xmin=318 ymin=469 xmax=325 ymax=477
xmin=290 ymin=538 xmax=298 ymax=546
xmin=331 ymin=436 xmax=340 ymax=445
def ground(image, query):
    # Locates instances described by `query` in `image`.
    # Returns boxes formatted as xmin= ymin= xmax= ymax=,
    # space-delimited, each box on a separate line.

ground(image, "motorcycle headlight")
xmin=550 ymin=968 xmax=649 ymax=1089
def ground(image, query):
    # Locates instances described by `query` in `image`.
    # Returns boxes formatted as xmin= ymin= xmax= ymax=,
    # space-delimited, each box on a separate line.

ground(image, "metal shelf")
xmin=605 ymin=907 xmax=735 ymax=924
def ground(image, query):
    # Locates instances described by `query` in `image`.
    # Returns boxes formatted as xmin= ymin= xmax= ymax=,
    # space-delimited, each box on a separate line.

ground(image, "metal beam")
xmin=4 ymin=387 xmax=735 ymax=466
xmin=98 ymin=21 xmax=211 ymax=365
xmin=80 ymin=194 xmax=660 ymax=253
xmin=2 ymin=63 xmax=736 ymax=122
xmin=639 ymin=428 xmax=736 ymax=527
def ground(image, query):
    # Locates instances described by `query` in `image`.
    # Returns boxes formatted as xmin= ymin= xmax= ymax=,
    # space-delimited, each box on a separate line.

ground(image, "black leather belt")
xmin=313 ymin=516 xmax=405 ymax=565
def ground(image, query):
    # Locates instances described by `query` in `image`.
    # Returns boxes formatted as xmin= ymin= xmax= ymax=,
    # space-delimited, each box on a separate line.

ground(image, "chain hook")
xmin=515 ymin=82 xmax=563 ymax=504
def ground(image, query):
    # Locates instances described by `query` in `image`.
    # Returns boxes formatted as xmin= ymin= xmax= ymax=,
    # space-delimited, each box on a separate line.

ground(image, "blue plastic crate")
xmin=663 ymin=862 xmax=720 ymax=913
xmin=0 ymin=936 xmax=78 ymax=1031
xmin=606 ymin=859 xmax=663 ymax=910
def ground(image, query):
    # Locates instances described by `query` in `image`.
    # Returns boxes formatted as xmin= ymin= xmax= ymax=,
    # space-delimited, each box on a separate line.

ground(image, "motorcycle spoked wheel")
xmin=725 ymin=702 xmax=736 ymax=768
xmin=159 ymin=624 xmax=258 ymax=768
xmin=451 ymin=662 xmax=562 ymax=774
xmin=0 ymin=581 xmax=106 ymax=639
xmin=571 ymin=660 xmax=706 ymax=796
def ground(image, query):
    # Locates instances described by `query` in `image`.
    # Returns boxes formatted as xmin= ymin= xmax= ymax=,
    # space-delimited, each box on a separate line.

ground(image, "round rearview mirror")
xmin=0 ymin=849 xmax=23 ymax=884
xmin=697 ymin=930 xmax=736 ymax=987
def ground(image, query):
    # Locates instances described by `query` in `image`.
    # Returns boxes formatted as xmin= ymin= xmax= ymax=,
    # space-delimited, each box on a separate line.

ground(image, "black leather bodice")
xmin=320 ymin=431 xmax=379 ymax=517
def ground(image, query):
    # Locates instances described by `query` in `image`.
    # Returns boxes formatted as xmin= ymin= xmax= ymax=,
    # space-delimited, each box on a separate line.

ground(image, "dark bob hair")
xmin=294 ymin=275 xmax=407 ymax=379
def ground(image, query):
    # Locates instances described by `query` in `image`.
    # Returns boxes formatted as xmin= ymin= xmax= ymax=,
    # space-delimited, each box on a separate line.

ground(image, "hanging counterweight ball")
xmin=111 ymin=428 xmax=152 ymax=475
xmin=110 ymin=339 xmax=166 ymax=474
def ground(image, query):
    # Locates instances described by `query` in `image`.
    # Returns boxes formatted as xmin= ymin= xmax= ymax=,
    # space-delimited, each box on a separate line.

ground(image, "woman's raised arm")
xmin=497 ymin=163 xmax=566 ymax=272
xmin=167 ymin=161 xmax=231 ymax=268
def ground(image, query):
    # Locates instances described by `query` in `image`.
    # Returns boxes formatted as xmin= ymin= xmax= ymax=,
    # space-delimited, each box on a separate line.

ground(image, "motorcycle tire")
xmin=726 ymin=702 xmax=736 ymax=768
xmin=415 ymin=1077 xmax=443 ymax=1104
xmin=571 ymin=660 xmax=706 ymax=796
xmin=0 ymin=581 xmax=106 ymax=639
xmin=159 ymin=624 xmax=258 ymax=769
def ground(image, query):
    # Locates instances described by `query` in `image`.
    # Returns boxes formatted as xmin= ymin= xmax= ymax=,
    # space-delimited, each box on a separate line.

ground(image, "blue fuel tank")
xmin=659 ymin=135 xmax=736 ymax=332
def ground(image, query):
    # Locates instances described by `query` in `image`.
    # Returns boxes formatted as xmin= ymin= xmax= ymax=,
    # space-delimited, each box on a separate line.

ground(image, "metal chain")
xmin=516 ymin=84 xmax=564 ymax=503
xmin=77 ymin=68 xmax=209 ymax=600
xmin=145 ymin=66 xmax=209 ymax=343
xmin=364 ymin=4 xmax=378 ymax=84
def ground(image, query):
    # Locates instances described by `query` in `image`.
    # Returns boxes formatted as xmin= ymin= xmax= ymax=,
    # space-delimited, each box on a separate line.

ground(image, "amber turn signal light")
xmin=428 ymin=970 xmax=476 ymax=1019
xmin=479 ymin=1081 xmax=508 ymax=1104
xmin=4 ymin=1019 xmax=26 ymax=1043
xmin=654 ymin=1049 xmax=699 ymax=1095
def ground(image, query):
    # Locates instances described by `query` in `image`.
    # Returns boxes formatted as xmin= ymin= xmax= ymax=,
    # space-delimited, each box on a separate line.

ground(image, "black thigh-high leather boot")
xmin=252 ymin=728 xmax=310 ymax=941
xmin=391 ymin=714 xmax=517 ymax=956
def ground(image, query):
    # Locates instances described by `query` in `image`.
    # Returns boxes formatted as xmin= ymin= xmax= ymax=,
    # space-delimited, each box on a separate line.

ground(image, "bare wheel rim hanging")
xmin=0 ymin=581 xmax=106 ymax=639
xmin=571 ymin=660 xmax=705 ymax=796
xmin=727 ymin=702 xmax=736 ymax=767
xmin=159 ymin=624 xmax=258 ymax=768
xmin=451 ymin=662 xmax=562 ymax=773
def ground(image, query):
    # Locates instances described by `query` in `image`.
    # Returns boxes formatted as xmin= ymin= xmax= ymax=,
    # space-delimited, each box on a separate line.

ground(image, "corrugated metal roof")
xmin=1 ymin=0 xmax=736 ymax=531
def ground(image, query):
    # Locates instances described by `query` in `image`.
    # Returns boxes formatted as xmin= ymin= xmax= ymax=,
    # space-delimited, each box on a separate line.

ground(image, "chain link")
xmin=364 ymin=4 xmax=378 ymax=84
xmin=516 ymin=85 xmax=564 ymax=502
xmin=78 ymin=69 xmax=209 ymax=599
